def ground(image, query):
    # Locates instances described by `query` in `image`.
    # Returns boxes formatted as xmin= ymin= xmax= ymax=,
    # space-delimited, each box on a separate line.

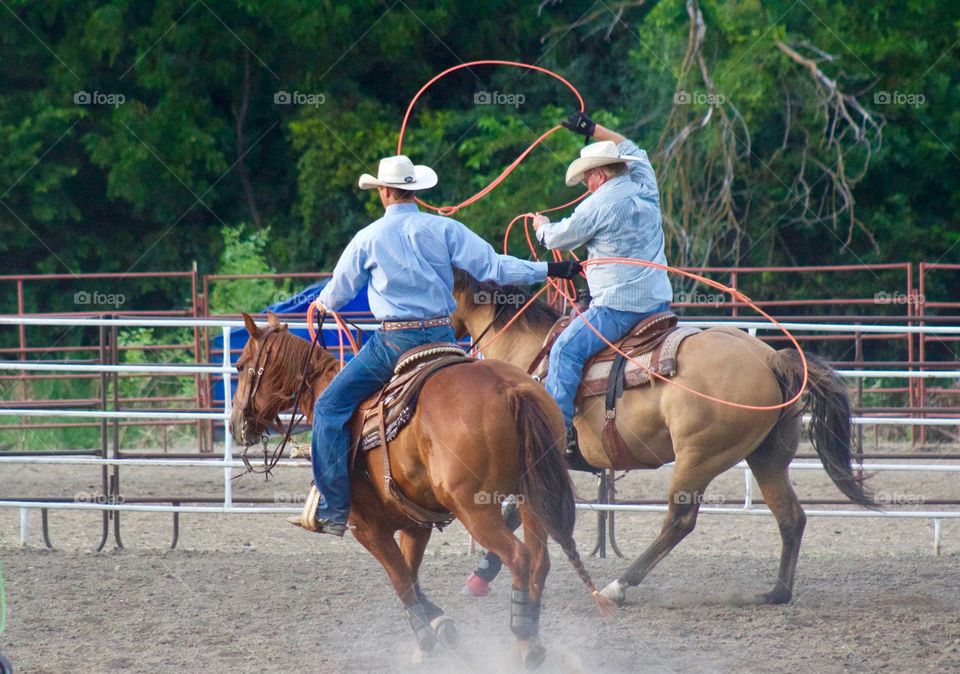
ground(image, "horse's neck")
xmin=470 ymin=311 xmax=550 ymax=371
xmin=301 ymin=353 xmax=341 ymax=420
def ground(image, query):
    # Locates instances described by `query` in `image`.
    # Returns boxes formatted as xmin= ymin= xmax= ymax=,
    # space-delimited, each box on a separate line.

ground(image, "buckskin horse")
xmin=451 ymin=272 xmax=874 ymax=606
xmin=229 ymin=312 xmax=612 ymax=668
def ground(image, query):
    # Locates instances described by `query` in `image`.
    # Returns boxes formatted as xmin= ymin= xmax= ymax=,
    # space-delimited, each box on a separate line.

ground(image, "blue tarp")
xmin=211 ymin=280 xmax=371 ymax=406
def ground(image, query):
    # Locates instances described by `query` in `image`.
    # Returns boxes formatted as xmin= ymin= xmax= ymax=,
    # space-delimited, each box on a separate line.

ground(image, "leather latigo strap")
xmin=381 ymin=316 xmax=452 ymax=331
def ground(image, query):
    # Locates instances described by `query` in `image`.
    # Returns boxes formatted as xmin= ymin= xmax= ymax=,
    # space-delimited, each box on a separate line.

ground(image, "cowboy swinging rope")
xmin=250 ymin=60 xmax=809 ymax=483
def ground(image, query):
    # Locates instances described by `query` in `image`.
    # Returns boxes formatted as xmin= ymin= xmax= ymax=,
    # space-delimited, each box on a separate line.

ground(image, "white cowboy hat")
xmin=564 ymin=140 xmax=644 ymax=187
xmin=358 ymin=155 xmax=438 ymax=191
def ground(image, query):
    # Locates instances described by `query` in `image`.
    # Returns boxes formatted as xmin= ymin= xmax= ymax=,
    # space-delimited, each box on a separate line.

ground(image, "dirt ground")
xmin=1 ymin=447 xmax=959 ymax=673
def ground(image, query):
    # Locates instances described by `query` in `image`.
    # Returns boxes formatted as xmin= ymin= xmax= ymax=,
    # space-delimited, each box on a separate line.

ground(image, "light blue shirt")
xmin=319 ymin=203 xmax=548 ymax=320
xmin=536 ymin=140 xmax=673 ymax=313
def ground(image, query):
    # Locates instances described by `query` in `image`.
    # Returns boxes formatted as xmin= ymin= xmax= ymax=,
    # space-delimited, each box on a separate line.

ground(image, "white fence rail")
xmin=1 ymin=316 xmax=958 ymax=552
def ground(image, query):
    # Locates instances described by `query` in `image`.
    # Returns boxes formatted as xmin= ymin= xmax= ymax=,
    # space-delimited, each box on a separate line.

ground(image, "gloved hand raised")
xmin=560 ymin=110 xmax=596 ymax=138
xmin=546 ymin=260 xmax=583 ymax=279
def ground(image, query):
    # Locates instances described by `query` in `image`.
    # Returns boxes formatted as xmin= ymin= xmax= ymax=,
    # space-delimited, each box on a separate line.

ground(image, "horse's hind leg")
xmin=600 ymin=458 xmax=709 ymax=606
xmin=457 ymin=504 xmax=542 ymax=666
xmin=350 ymin=513 xmax=438 ymax=656
xmin=399 ymin=527 xmax=458 ymax=647
xmin=745 ymin=419 xmax=806 ymax=604
xmin=514 ymin=502 xmax=550 ymax=668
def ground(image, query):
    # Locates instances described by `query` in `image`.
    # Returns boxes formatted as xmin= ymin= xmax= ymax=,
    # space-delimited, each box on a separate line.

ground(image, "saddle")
xmin=529 ymin=311 xmax=700 ymax=469
xmin=350 ymin=342 xmax=473 ymax=529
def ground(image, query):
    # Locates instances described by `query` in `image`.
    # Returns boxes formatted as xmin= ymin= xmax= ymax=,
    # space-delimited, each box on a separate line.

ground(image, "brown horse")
xmin=451 ymin=272 xmax=874 ymax=607
xmin=229 ymin=312 xmax=612 ymax=668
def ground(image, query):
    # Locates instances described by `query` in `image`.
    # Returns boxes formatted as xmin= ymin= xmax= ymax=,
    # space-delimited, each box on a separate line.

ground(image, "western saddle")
xmin=350 ymin=342 xmax=473 ymax=529
xmin=528 ymin=311 xmax=700 ymax=469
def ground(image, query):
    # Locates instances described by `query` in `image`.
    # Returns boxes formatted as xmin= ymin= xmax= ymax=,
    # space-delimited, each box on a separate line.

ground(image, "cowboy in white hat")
xmin=532 ymin=111 xmax=672 ymax=458
xmin=302 ymin=154 xmax=580 ymax=536
xmin=461 ymin=114 xmax=673 ymax=597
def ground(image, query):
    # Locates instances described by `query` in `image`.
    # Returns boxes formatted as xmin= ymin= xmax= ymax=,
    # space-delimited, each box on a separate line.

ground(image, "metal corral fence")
xmin=1 ymin=316 xmax=960 ymax=556
xmin=6 ymin=263 xmax=959 ymax=448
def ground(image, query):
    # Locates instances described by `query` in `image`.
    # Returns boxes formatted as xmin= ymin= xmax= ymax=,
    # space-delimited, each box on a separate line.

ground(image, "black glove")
xmin=561 ymin=110 xmax=596 ymax=138
xmin=546 ymin=260 xmax=583 ymax=280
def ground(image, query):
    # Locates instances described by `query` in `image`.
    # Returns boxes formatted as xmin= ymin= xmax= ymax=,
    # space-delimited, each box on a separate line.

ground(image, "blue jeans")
xmin=311 ymin=325 xmax=456 ymax=524
xmin=545 ymin=302 xmax=670 ymax=427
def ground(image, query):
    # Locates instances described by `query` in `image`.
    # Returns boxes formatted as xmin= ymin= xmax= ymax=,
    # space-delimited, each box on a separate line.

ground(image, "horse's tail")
xmin=770 ymin=349 xmax=876 ymax=509
xmin=507 ymin=386 xmax=616 ymax=616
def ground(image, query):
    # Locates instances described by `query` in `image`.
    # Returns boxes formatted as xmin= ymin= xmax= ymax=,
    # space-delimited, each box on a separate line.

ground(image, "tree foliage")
xmin=1 ymin=0 xmax=957 ymax=312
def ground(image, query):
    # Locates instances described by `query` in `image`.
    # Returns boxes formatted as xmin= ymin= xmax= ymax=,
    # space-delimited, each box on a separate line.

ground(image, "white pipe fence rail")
xmin=1 ymin=316 xmax=958 ymax=552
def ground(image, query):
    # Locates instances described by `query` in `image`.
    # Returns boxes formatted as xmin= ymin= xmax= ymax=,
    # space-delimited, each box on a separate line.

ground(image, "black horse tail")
xmin=770 ymin=349 xmax=876 ymax=509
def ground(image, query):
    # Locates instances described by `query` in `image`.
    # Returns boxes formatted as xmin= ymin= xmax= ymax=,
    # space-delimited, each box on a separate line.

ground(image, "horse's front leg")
xmin=399 ymin=527 xmax=459 ymax=649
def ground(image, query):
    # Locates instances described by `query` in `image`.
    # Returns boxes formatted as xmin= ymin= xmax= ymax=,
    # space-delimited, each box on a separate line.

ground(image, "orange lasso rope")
xmin=327 ymin=60 xmax=809 ymax=411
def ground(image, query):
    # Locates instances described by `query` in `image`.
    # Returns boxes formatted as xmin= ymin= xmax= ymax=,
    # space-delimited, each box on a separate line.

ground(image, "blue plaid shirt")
xmin=536 ymin=140 xmax=673 ymax=313
xmin=320 ymin=203 xmax=548 ymax=320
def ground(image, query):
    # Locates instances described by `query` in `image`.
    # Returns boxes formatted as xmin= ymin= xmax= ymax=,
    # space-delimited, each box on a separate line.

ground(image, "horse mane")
xmin=261 ymin=328 xmax=332 ymax=409
xmin=453 ymin=269 xmax=561 ymax=331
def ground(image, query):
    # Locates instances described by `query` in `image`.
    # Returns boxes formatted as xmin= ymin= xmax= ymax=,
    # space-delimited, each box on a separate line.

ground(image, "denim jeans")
xmin=311 ymin=325 xmax=456 ymax=524
xmin=545 ymin=302 xmax=670 ymax=427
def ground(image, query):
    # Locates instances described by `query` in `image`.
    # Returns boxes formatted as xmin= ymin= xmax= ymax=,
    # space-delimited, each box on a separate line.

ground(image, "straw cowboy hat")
xmin=565 ymin=140 xmax=644 ymax=187
xmin=358 ymin=155 xmax=438 ymax=191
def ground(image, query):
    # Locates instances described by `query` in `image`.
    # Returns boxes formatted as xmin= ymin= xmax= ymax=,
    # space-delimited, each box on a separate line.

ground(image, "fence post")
xmin=222 ymin=326 xmax=233 ymax=511
xmin=18 ymin=508 xmax=28 ymax=547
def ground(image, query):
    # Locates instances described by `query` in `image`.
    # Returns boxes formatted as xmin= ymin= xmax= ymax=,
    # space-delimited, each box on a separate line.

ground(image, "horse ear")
xmin=267 ymin=310 xmax=281 ymax=328
xmin=242 ymin=312 xmax=260 ymax=339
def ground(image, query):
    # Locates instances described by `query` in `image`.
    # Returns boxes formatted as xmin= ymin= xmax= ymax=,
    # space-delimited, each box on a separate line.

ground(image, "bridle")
xmin=236 ymin=314 xmax=328 ymax=479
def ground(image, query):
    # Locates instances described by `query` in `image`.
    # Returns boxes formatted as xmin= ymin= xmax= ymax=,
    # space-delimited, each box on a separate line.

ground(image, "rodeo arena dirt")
xmin=2 ymin=266 xmax=960 ymax=674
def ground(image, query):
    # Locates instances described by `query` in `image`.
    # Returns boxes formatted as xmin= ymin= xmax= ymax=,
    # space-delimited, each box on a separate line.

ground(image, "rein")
xmin=236 ymin=314 xmax=327 ymax=480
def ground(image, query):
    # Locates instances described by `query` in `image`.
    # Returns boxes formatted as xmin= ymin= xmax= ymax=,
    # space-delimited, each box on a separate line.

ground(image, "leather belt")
xmin=381 ymin=316 xmax=452 ymax=331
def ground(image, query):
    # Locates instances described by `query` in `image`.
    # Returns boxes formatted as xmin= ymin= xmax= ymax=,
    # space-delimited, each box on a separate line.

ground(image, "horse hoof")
xmin=518 ymin=639 xmax=547 ymax=670
xmin=755 ymin=589 xmax=792 ymax=605
xmin=411 ymin=643 xmax=436 ymax=664
xmin=431 ymin=615 xmax=459 ymax=649
xmin=599 ymin=579 xmax=627 ymax=606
